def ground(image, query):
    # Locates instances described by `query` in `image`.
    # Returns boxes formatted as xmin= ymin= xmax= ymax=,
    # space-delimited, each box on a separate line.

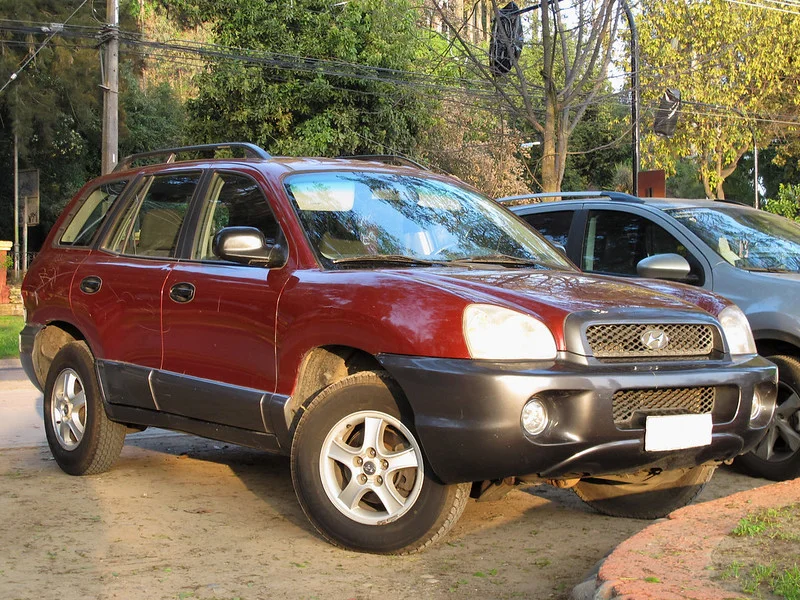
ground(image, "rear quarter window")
xmin=59 ymin=180 xmax=129 ymax=247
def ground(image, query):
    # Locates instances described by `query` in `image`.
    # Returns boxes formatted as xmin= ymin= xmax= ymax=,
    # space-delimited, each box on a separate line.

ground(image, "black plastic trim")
xmin=103 ymin=403 xmax=282 ymax=453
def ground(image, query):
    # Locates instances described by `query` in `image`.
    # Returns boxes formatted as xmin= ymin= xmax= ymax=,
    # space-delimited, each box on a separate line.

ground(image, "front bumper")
xmin=378 ymin=354 xmax=778 ymax=484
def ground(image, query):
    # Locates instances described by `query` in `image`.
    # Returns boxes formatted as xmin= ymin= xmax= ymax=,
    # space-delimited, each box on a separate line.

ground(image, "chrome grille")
xmin=612 ymin=387 xmax=715 ymax=424
xmin=586 ymin=323 xmax=714 ymax=359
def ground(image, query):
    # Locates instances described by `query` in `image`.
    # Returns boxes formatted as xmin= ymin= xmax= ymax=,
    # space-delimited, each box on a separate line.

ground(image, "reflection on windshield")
xmin=284 ymin=172 xmax=574 ymax=271
xmin=667 ymin=206 xmax=800 ymax=272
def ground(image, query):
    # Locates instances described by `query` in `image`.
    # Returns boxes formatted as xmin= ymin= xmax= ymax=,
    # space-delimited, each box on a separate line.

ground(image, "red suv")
xmin=20 ymin=143 xmax=777 ymax=554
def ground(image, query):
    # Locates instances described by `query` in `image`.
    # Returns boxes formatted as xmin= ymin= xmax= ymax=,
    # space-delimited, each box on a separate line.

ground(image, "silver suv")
xmin=502 ymin=191 xmax=800 ymax=481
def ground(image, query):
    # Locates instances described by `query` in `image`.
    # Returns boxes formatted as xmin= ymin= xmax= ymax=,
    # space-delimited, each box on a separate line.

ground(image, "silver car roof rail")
xmin=497 ymin=190 xmax=642 ymax=204
xmin=114 ymin=142 xmax=272 ymax=172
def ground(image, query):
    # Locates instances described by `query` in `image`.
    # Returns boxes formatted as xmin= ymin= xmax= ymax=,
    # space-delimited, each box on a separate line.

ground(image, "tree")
xmin=0 ymin=0 xmax=186 ymax=242
xmin=639 ymin=0 xmax=800 ymax=199
xmin=185 ymin=0 xmax=436 ymax=158
xmin=432 ymin=0 xmax=624 ymax=192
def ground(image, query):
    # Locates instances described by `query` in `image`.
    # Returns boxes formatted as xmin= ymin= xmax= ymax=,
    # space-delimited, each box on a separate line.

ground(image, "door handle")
xmin=169 ymin=282 xmax=196 ymax=304
xmin=79 ymin=276 xmax=102 ymax=294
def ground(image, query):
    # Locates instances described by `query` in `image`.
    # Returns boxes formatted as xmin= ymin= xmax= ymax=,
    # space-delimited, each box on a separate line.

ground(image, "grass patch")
xmin=716 ymin=503 xmax=800 ymax=600
xmin=0 ymin=315 xmax=22 ymax=358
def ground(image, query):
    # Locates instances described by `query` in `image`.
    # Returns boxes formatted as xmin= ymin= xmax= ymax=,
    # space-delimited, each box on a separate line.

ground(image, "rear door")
xmin=70 ymin=170 xmax=202 ymax=409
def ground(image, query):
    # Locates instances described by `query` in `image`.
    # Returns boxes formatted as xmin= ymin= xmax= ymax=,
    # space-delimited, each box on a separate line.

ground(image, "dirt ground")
xmin=0 ymin=433 xmax=769 ymax=600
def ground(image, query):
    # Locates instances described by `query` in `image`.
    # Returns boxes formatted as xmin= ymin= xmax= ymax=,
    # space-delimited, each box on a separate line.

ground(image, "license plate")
xmin=644 ymin=413 xmax=712 ymax=452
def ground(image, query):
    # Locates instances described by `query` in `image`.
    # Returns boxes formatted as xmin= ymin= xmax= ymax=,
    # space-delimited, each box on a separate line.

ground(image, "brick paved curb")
xmin=573 ymin=478 xmax=800 ymax=600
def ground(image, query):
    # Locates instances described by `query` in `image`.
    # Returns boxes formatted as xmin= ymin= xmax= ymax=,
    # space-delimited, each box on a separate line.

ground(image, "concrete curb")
xmin=571 ymin=478 xmax=800 ymax=600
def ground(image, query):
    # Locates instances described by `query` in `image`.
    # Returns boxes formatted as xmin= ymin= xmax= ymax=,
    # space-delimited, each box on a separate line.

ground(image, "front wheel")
xmin=735 ymin=355 xmax=800 ymax=481
xmin=573 ymin=465 xmax=716 ymax=519
xmin=290 ymin=371 xmax=470 ymax=554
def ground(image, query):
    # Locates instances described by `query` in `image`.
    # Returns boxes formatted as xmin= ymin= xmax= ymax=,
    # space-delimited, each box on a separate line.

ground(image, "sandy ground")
xmin=0 ymin=360 xmax=772 ymax=600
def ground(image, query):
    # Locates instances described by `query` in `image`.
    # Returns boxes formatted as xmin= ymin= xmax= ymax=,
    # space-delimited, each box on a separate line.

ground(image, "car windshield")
xmin=666 ymin=205 xmax=800 ymax=272
xmin=284 ymin=172 xmax=574 ymax=270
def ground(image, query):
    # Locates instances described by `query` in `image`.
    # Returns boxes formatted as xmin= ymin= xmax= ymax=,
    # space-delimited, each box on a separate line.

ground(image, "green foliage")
xmin=0 ymin=1 xmax=187 ymax=242
xmin=0 ymin=316 xmax=23 ymax=359
xmin=119 ymin=68 xmax=187 ymax=156
xmin=185 ymin=0 xmax=435 ymax=158
xmin=764 ymin=184 xmax=800 ymax=222
xmin=666 ymin=159 xmax=706 ymax=199
xmin=639 ymin=0 xmax=800 ymax=198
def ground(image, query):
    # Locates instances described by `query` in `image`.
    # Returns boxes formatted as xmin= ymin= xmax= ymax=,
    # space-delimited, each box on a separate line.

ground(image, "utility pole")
xmin=101 ymin=0 xmax=119 ymax=174
xmin=13 ymin=132 xmax=19 ymax=278
xmin=619 ymin=0 xmax=639 ymax=197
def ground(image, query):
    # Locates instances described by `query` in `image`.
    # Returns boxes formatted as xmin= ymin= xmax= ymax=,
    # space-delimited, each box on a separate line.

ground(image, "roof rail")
xmin=114 ymin=142 xmax=272 ymax=172
xmin=497 ymin=190 xmax=642 ymax=204
xmin=336 ymin=154 xmax=429 ymax=171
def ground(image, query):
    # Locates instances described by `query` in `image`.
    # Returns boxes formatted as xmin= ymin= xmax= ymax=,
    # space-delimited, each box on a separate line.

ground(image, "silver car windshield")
xmin=666 ymin=205 xmax=800 ymax=273
xmin=284 ymin=171 xmax=574 ymax=270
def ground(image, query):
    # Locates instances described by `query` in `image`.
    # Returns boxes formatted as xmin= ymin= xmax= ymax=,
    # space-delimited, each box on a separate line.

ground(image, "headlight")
xmin=463 ymin=304 xmax=557 ymax=360
xmin=718 ymin=305 xmax=756 ymax=356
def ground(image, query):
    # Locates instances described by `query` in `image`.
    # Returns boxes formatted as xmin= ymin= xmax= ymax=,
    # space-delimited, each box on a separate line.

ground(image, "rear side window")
xmin=193 ymin=172 xmax=283 ymax=261
xmin=106 ymin=172 xmax=200 ymax=258
xmin=59 ymin=180 xmax=129 ymax=246
xmin=522 ymin=210 xmax=573 ymax=248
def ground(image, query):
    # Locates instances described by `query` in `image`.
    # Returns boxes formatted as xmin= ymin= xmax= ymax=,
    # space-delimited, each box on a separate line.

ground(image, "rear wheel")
xmin=573 ymin=465 xmax=716 ymax=519
xmin=290 ymin=371 xmax=470 ymax=554
xmin=735 ymin=355 xmax=800 ymax=481
xmin=43 ymin=342 xmax=126 ymax=475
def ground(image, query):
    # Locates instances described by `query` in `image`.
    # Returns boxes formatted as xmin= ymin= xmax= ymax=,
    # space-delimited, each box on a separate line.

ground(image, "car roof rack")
xmin=497 ymin=190 xmax=642 ymax=204
xmin=114 ymin=142 xmax=272 ymax=172
xmin=336 ymin=154 xmax=429 ymax=171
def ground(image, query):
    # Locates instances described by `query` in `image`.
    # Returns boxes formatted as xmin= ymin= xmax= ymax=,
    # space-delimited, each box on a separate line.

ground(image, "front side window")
xmin=667 ymin=206 xmax=800 ymax=273
xmin=59 ymin=180 xmax=129 ymax=246
xmin=284 ymin=172 xmax=574 ymax=271
xmin=582 ymin=210 xmax=701 ymax=282
xmin=193 ymin=172 xmax=283 ymax=261
xmin=106 ymin=172 xmax=200 ymax=258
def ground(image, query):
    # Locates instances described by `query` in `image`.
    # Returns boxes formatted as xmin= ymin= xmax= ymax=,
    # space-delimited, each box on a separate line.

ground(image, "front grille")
xmin=612 ymin=387 xmax=715 ymax=424
xmin=586 ymin=323 xmax=714 ymax=360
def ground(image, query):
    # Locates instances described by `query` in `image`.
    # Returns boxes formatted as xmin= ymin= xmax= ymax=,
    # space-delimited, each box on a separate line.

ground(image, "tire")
xmin=43 ymin=341 xmax=126 ymax=476
xmin=573 ymin=465 xmax=716 ymax=519
xmin=290 ymin=371 xmax=471 ymax=554
xmin=735 ymin=355 xmax=800 ymax=481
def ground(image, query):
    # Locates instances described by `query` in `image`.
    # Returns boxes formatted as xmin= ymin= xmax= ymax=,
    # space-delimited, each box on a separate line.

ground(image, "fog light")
xmin=750 ymin=389 xmax=763 ymax=422
xmin=522 ymin=398 xmax=549 ymax=436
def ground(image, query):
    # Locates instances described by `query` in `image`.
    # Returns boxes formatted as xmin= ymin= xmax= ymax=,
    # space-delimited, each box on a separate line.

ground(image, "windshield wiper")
xmin=447 ymin=254 xmax=561 ymax=269
xmin=331 ymin=254 xmax=441 ymax=267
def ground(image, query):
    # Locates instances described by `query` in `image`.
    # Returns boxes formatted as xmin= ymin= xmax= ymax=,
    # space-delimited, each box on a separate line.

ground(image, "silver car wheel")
xmin=753 ymin=383 xmax=800 ymax=461
xmin=319 ymin=410 xmax=424 ymax=525
xmin=50 ymin=368 xmax=87 ymax=450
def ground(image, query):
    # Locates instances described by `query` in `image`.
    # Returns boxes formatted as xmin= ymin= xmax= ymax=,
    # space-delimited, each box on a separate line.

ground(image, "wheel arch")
xmin=31 ymin=321 xmax=90 ymax=389
xmin=284 ymin=345 xmax=389 ymax=435
xmin=754 ymin=333 xmax=800 ymax=360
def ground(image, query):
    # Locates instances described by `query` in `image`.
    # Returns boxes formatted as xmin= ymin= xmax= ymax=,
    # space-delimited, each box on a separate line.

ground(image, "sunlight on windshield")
xmin=285 ymin=172 xmax=573 ymax=270
xmin=668 ymin=206 xmax=800 ymax=272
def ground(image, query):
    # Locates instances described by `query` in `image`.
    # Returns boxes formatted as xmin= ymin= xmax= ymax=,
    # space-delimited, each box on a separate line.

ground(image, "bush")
xmin=764 ymin=183 xmax=800 ymax=221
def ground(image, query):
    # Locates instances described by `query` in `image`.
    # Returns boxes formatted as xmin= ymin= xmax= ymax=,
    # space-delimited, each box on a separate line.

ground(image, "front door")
xmin=159 ymin=170 xmax=288 ymax=432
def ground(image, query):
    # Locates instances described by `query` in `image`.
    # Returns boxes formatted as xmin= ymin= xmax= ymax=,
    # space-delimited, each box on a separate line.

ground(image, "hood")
xmin=396 ymin=268 xmax=712 ymax=323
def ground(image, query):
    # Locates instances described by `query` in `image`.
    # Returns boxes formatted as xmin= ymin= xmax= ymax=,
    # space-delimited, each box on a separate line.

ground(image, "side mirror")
xmin=213 ymin=226 xmax=286 ymax=268
xmin=636 ymin=253 xmax=691 ymax=281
